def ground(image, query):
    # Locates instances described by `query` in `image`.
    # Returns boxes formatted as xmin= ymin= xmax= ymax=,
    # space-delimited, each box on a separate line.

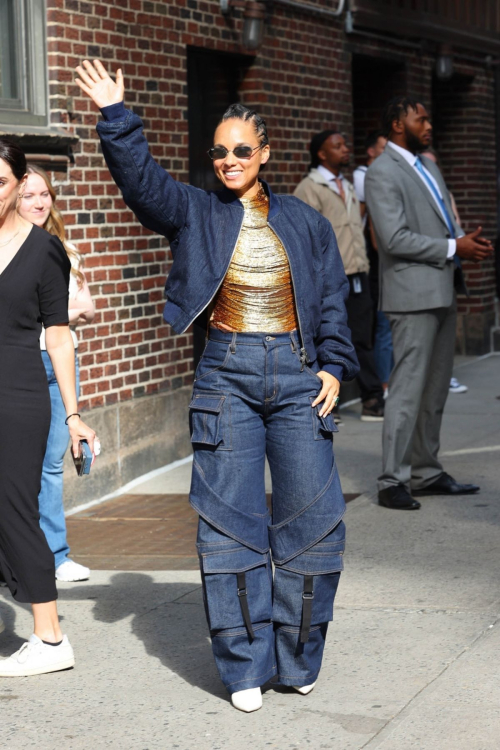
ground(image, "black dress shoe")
xmin=412 ymin=472 xmax=480 ymax=496
xmin=378 ymin=484 xmax=421 ymax=510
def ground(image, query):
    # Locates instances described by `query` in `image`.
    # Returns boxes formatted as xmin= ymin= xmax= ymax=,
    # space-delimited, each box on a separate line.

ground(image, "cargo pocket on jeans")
xmin=189 ymin=391 xmax=231 ymax=449
xmin=309 ymin=396 xmax=339 ymax=439
xmin=200 ymin=546 xmax=272 ymax=634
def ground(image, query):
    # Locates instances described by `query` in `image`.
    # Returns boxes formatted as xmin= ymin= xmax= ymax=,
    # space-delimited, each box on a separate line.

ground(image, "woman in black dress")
xmin=0 ymin=140 xmax=96 ymax=677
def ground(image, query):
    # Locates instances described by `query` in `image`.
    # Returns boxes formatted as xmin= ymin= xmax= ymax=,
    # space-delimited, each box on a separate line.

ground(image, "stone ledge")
xmin=63 ymin=387 xmax=192 ymax=511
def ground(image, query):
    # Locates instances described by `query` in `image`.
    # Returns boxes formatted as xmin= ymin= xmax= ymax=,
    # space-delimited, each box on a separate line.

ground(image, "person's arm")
xmin=315 ymin=217 xmax=360 ymax=382
xmin=365 ymin=169 xmax=449 ymax=266
xmin=45 ymin=325 xmax=96 ymax=456
xmin=368 ymin=215 xmax=378 ymax=251
xmin=76 ymin=60 xmax=205 ymax=241
xmin=40 ymin=237 xmax=96 ymax=457
xmin=311 ymin=217 xmax=360 ymax=416
xmin=450 ymin=192 xmax=461 ymax=226
xmin=353 ymin=169 xmax=366 ymax=218
xmin=68 ymin=275 xmax=95 ymax=325
xmin=365 ymin=169 xmax=493 ymax=265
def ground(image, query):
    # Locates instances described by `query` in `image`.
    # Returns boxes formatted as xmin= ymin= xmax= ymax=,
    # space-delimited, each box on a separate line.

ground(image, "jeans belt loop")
xmin=230 ymin=332 xmax=237 ymax=354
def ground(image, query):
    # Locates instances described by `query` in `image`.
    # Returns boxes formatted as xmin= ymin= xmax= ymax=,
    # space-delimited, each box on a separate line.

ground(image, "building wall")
xmin=42 ymin=0 xmax=498 ymax=505
xmin=432 ymin=65 xmax=498 ymax=354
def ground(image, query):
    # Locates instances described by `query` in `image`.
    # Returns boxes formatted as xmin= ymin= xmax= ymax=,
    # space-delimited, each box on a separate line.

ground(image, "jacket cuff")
xmin=100 ymin=102 xmax=127 ymax=122
xmin=320 ymin=363 xmax=344 ymax=382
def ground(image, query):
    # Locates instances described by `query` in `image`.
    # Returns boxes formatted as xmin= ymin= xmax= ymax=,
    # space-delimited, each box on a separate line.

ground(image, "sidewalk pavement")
xmin=1 ymin=354 xmax=499 ymax=749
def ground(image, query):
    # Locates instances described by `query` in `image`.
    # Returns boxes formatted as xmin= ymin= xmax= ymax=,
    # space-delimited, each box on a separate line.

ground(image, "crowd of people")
xmin=0 ymin=59 xmax=494 ymax=712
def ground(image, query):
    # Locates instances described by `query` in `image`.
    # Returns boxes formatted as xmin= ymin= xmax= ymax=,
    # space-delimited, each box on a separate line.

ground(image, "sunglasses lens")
xmin=233 ymin=146 xmax=254 ymax=158
xmin=209 ymin=147 xmax=228 ymax=160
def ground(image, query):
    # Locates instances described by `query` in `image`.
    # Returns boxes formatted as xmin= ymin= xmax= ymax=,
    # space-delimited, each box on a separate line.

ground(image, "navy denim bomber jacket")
xmin=97 ymin=103 xmax=359 ymax=383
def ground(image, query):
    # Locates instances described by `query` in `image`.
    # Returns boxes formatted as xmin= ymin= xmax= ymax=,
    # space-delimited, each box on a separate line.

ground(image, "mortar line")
xmin=360 ymin=614 xmax=500 ymax=748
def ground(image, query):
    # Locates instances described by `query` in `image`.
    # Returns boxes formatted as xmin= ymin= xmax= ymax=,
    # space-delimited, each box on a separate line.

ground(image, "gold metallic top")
xmin=211 ymin=187 xmax=299 ymax=332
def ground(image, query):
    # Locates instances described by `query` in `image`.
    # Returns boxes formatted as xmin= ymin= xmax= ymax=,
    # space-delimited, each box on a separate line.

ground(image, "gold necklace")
xmin=0 ymin=229 xmax=21 ymax=248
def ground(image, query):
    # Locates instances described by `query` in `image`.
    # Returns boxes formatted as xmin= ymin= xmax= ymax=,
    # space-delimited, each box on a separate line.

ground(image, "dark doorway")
xmin=431 ymin=71 xmax=474 ymax=223
xmin=351 ymin=54 xmax=406 ymax=166
xmin=187 ymin=47 xmax=253 ymax=368
xmin=187 ymin=47 xmax=253 ymax=191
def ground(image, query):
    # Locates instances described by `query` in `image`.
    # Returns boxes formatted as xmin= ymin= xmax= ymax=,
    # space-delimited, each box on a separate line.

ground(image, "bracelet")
xmin=65 ymin=413 xmax=81 ymax=425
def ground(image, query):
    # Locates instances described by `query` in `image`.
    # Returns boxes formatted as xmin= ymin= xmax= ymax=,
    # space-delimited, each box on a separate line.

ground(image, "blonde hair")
xmin=25 ymin=164 xmax=85 ymax=286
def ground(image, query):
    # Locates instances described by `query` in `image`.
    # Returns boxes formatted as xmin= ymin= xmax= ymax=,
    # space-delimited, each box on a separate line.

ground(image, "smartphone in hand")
xmin=72 ymin=439 xmax=93 ymax=476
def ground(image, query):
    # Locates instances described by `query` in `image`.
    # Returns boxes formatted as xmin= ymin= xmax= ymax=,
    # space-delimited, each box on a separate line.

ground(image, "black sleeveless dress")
xmin=0 ymin=225 xmax=70 ymax=603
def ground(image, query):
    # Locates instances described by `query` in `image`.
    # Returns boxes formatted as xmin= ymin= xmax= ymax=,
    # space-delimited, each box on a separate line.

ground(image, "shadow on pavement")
xmin=0 ymin=601 xmax=29 ymax=656
xmin=58 ymin=573 xmax=227 ymax=700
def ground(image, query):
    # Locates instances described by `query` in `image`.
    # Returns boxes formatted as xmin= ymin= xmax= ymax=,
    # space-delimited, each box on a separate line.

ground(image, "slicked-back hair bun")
xmin=218 ymin=103 xmax=269 ymax=148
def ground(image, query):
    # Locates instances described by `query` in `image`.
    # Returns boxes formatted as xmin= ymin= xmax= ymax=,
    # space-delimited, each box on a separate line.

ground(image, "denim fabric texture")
xmin=97 ymin=103 xmax=360 ymax=384
xmin=38 ymin=350 xmax=80 ymax=568
xmin=191 ymin=330 xmax=346 ymax=693
xmin=373 ymin=310 xmax=394 ymax=384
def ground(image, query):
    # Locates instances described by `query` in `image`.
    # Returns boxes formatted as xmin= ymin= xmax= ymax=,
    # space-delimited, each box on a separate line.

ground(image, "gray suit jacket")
xmin=365 ymin=145 xmax=462 ymax=312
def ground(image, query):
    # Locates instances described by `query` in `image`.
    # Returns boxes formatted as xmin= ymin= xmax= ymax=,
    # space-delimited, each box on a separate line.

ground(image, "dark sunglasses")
xmin=207 ymin=144 xmax=263 ymax=160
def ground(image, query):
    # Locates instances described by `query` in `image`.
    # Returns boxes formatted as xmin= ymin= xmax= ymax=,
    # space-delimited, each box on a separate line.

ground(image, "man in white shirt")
xmin=294 ymin=130 xmax=385 ymax=422
xmin=353 ymin=130 xmax=387 ymax=222
xmin=365 ymin=96 xmax=493 ymax=510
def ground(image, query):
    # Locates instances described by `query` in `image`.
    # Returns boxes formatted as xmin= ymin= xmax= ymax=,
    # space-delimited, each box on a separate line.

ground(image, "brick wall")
xmin=433 ymin=65 xmax=498 ymax=353
xmin=40 ymin=0 xmax=498 ymax=501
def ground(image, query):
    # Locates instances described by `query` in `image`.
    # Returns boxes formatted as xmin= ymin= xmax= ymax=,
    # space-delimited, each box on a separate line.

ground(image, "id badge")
xmin=353 ymin=275 xmax=362 ymax=294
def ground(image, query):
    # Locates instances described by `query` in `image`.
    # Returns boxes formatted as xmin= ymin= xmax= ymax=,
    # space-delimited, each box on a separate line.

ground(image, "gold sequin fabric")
xmin=211 ymin=187 xmax=299 ymax=332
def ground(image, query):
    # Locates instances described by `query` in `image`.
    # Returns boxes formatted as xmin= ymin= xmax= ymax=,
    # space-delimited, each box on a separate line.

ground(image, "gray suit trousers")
xmin=378 ymin=298 xmax=457 ymax=492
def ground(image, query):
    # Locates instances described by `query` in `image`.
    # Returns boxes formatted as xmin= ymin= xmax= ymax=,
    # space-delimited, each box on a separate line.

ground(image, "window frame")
xmin=0 ymin=0 xmax=48 ymax=128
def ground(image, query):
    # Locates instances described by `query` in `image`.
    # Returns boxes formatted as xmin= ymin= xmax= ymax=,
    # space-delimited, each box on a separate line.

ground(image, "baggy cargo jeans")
xmin=189 ymin=329 xmax=346 ymax=695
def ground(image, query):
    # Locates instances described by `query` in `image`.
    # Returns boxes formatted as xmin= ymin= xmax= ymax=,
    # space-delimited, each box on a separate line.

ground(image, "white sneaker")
xmin=293 ymin=681 xmax=316 ymax=695
xmin=0 ymin=634 xmax=75 ymax=677
xmin=0 ymin=617 xmax=4 ymax=634
xmin=56 ymin=560 xmax=90 ymax=582
xmin=231 ymin=687 xmax=263 ymax=712
xmin=449 ymin=377 xmax=468 ymax=394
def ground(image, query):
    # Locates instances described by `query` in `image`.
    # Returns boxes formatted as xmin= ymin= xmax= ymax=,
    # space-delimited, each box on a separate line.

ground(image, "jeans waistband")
xmin=209 ymin=327 xmax=300 ymax=349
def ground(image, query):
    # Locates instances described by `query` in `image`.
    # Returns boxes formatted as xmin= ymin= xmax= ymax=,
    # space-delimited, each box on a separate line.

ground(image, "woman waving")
xmin=76 ymin=60 xmax=358 ymax=712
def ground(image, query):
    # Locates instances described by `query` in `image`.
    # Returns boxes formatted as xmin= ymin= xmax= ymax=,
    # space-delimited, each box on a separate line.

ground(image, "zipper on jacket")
xmin=268 ymin=221 xmax=309 ymax=369
xmin=180 ymin=213 xmax=245 ymax=334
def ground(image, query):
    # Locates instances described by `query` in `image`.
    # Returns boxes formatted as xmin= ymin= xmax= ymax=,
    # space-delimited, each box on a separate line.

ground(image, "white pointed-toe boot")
xmin=293 ymin=681 xmax=316 ymax=695
xmin=231 ymin=687 xmax=263 ymax=712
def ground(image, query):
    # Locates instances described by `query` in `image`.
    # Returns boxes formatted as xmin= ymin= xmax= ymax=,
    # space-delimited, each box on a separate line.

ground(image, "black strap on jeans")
xmin=300 ymin=575 xmax=315 ymax=643
xmin=237 ymin=571 xmax=255 ymax=641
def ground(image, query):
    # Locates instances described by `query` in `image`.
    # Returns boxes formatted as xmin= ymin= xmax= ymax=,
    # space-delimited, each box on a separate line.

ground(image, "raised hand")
xmin=75 ymin=59 xmax=124 ymax=109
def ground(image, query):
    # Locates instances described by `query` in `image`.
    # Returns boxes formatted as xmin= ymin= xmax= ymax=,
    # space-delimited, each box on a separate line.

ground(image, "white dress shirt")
xmin=387 ymin=141 xmax=456 ymax=258
xmin=353 ymin=165 xmax=368 ymax=203
xmin=316 ymin=165 xmax=346 ymax=195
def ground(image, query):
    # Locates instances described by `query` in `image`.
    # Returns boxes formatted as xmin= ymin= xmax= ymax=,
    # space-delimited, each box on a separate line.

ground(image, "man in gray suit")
xmin=365 ymin=95 xmax=493 ymax=510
